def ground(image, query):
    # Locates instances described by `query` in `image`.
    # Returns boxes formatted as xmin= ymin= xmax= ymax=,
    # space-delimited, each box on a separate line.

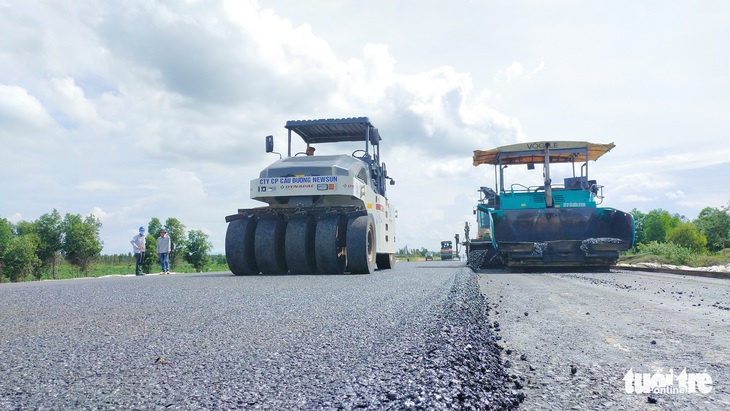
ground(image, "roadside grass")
xmin=22 ymin=261 xmax=231 ymax=282
xmin=619 ymin=243 xmax=730 ymax=267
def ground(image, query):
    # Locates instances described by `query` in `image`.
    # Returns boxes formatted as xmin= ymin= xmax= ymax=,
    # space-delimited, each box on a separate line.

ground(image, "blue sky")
xmin=1 ymin=0 xmax=728 ymax=254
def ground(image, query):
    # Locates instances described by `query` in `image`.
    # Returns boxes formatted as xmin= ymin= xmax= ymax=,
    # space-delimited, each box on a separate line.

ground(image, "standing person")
xmin=157 ymin=227 xmax=172 ymax=274
xmin=130 ymin=226 xmax=146 ymax=276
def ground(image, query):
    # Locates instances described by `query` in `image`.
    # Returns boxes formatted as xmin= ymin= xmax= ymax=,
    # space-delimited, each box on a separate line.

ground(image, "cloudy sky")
xmin=1 ymin=0 xmax=728 ymax=255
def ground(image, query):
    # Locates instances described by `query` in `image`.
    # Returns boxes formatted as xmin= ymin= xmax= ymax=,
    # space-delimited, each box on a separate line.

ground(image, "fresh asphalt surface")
xmin=0 ymin=261 xmax=518 ymax=410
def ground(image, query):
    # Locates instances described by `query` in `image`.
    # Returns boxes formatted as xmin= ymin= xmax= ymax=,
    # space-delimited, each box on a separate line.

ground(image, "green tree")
xmin=5 ymin=220 xmax=43 ymax=280
xmin=630 ymin=208 xmax=646 ymax=246
xmin=164 ymin=217 xmax=186 ymax=270
xmin=184 ymin=230 xmax=212 ymax=272
xmin=62 ymin=213 xmax=103 ymax=276
xmin=666 ymin=221 xmax=707 ymax=253
xmin=2 ymin=235 xmax=41 ymax=282
xmin=0 ymin=218 xmax=14 ymax=282
xmin=145 ymin=217 xmax=163 ymax=274
xmin=211 ymin=254 xmax=227 ymax=265
xmin=36 ymin=210 xmax=63 ymax=279
xmin=642 ymin=209 xmax=683 ymax=244
xmin=15 ymin=220 xmax=37 ymax=236
xmin=143 ymin=235 xmax=157 ymax=274
xmin=693 ymin=207 xmax=730 ymax=252
xmin=148 ymin=217 xmax=163 ymax=238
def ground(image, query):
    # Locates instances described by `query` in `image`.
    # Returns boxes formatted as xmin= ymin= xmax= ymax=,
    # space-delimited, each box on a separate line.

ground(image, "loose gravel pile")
xmin=367 ymin=270 xmax=524 ymax=410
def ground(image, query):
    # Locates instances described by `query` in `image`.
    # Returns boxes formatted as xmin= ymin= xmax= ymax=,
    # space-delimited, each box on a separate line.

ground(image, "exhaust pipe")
xmin=544 ymin=142 xmax=553 ymax=208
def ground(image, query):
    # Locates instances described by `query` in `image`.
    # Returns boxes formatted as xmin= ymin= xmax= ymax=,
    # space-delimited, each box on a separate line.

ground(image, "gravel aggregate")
xmin=0 ymin=264 xmax=521 ymax=410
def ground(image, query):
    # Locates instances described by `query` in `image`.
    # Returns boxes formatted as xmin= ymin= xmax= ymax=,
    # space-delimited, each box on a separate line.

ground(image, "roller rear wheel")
xmin=225 ymin=216 xmax=258 ymax=275
xmin=285 ymin=215 xmax=317 ymax=274
xmin=254 ymin=216 xmax=288 ymax=275
xmin=346 ymin=214 xmax=376 ymax=274
xmin=315 ymin=214 xmax=346 ymax=274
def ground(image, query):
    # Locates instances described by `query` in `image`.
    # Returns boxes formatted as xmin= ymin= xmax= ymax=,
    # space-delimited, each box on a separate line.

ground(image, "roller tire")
xmin=225 ymin=217 xmax=258 ymax=275
xmin=285 ymin=216 xmax=317 ymax=275
xmin=376 ymin=252 xmax=395 ymax=270
xmin=254 ymin=216 xmax=288 ymax=275
xmin=346 ymin=214 xmax=376 ymax=274
xmin=315 ymin=214 xmax=346 ymax=274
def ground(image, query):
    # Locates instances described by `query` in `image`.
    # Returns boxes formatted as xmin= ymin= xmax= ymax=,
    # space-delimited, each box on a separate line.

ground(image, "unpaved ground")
xmin=478 ymin=270 xmax=730 ymax=410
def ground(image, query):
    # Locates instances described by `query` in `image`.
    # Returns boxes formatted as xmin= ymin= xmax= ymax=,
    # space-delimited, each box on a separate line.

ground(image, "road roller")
xmin=225 ymin=117 xmax=397 ymax=275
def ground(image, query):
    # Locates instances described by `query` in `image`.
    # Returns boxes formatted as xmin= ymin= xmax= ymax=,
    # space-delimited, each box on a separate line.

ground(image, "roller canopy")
xmin=473 ymin=141 xmax=615 ymax=166
xmin=285 ymin=117 xmax=381 ymax=145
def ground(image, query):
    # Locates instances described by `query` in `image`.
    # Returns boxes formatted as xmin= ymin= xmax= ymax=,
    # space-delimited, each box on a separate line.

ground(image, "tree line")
xmin=0 ymin=210 xmax=213 ymax=282
xmin=630 ymin=203 xmax=730 ymax=253
xmin=396 ymin=245 xmax=432 ymax=258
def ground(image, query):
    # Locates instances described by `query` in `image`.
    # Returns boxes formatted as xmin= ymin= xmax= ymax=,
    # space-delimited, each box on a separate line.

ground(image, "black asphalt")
xmin=0 ymin=262 xmax=520 ymax=410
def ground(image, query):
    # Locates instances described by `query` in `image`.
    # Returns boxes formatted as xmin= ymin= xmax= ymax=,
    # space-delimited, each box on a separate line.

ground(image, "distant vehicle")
xmin=440 ymin=241 xmax=454 ymax=260
xmin=425 ymin=252 xmax=433 ymax=261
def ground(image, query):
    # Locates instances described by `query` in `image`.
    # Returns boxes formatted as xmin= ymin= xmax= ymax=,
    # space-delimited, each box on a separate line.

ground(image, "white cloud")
xmin=614 ymin=149 xmax=730 ymax=173
xmin=496 ymin=58 xmax=545 ymax=82
xmin=90 ymin=207 xmax=109 ymax=221
xmin=134 ymin=168 xmax=207 ymax=204
xmin=162 ymin=168 xmax=207 ymax=200
xmin=78 ymin=180 xmax=123 ymax=191
xmin=0 ymin=84 xmax=55 ymax=134
xmin=531 ymin=57 xmax=546 ymax=78
xmin=504 ymin=61 xmax=525 ymax=81
xmin=622 ymin=194 xmax=655 ymax=203
xmin=48 ymin=77 xmax=123 ymax=133
xmin=665 ymin=190 xmax=685 ymax=200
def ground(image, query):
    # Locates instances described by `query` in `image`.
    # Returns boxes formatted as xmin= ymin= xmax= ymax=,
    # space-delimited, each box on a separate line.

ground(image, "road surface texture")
xmin=478 ymin=269 xmax=730 ymax=410
xmin=0 ymin=263 xmax=521 ymax=410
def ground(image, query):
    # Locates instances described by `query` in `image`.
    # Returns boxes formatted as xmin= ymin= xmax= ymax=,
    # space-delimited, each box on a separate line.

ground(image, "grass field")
xmin=12 ymin=260 xmax=230 ymax=282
